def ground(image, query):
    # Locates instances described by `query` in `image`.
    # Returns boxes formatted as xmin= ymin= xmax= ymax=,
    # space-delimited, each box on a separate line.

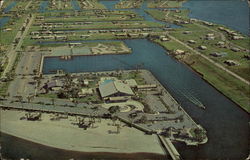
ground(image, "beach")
xmin=0 ymin=109 xmax=165 ymax=155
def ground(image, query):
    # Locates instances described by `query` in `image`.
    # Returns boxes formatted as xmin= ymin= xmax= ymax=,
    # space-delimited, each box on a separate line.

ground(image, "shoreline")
xmin=0 ymin=109 xmax=166 ymax=157
xmin=1 ymin=132 xmax=165 ymax=160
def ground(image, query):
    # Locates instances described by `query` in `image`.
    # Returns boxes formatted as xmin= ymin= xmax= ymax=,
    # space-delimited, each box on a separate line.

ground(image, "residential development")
xmin=0 ymin=0 xmax=249 ymax=160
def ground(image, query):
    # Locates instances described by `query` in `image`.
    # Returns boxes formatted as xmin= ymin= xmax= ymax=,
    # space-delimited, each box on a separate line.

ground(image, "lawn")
xmin=184 ymin=54 xmax=250 ymax=113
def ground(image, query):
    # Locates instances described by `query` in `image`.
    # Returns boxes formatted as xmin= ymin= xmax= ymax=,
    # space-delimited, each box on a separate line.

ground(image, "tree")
xmin=51 ymin=98 xmax=55 ymax=106
xmin=16 ymin=95 xmax=23 ymax=108
xmin=108 ymin=106 xmax=120 ymax=114
xmin=27 ymin=95 xmax=34 ymax=103
xmin=116 ymin=123 xmax=121 ymax=134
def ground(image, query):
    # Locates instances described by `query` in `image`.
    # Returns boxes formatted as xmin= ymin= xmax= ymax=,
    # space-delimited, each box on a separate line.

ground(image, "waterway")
xmin=71 ymin=0 xmax=81 ymax=11
xmin=2 ymin=1 xmax=16 ymax=13
xmin=1 ymin=0 xmax=249 ymax=160
xmin=183 ymin=0 xmax=250 ymax=36
xmin=39 ymin=1 xmax=49 ymax=13
xmin=43 ymin=38 xmax=249 ymax=159
xmin=0 ymin=1 xmax=16 ymax=28
xmin=0 ymin=16 xmax=9 ymax=28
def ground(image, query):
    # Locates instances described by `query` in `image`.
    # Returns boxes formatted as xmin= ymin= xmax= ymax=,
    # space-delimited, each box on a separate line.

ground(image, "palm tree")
xmin=73 ymin=99 xmax=78 ymax=107
xmin=27 ymin=95 xmax=34 ymax=103
xmin=116 ymin=123 xmax=121 ymax=134
xmin=17 ymin=95 xmax=23 ymax=109
xmin=51 ymin=98 xmax=55 ymax=106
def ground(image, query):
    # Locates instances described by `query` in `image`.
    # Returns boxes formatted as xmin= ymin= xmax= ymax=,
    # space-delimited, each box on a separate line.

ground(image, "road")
xmin=168 ymin=34 xmax=250 ymax=85
xmin=24 ymin=0 xmax=32 ymax=10
xmin=1 ymin=14 xmax=35 ymax=79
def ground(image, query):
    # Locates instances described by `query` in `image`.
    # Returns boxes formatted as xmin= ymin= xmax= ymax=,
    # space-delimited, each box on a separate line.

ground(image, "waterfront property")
xmin=0 ymin=0 xmax=249 ymax=160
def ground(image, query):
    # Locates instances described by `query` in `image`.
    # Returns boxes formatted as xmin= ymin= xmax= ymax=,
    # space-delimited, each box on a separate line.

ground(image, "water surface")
xmin=43 ymin=38 xmax=249 ymax=159
xmin=3 ymin=1 xmax=17 ymax=13
xmin=183 ymin=0 xmax=250 ymax=35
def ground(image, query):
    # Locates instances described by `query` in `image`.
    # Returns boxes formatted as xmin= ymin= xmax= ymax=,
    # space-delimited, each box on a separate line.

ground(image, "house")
xmin=42 ymin=80 xmax=63 ymax=92
xmin=108 ymin=96 xmax=129 ymax=103
xmin=99 ymin=81 xmax=134 ymax=99
xmin=224 ymin=60 xmax=239 ymax=66
xmin=115 ymin=33 xmax=127 ymax=37
xmin=140 ymin=33 xmax=149 ymax=37
xmin=232 ymin=36 xmax=244 ymax=40
xmin=4 ymin=28 xmax=12 ymax=31
xmin=78 ymin=88 xmax=93 ymax=97
xmin=203 ymin=21 xmax=214 ymax=26
xmin=124 ymin=79 xmax=137 ymax=88
xmin=199 ymin=45 xmax=207 ymax=50
xmin=80 ymin=35 xmax=90 ymax=38
xmin=160 ymin=36 xmax=169 ymax=41
xmin=183 ymin=31 xmax=192 ymax=34
xmin=84 ymin=80 xmax=89 ymax=86
xmin=231 ymin=47 xmax=240 ymax=52
xmin=243 ymin=55 xmax=250 ymax=60
xmin=188 ymin=40 xmax=196 ymax=44
xmin=128 ymin=33 xmax=139 ymax=38
xmin=137 ymin=84 xmax=157 ymax=90
xmin=209 ymin=52 xmax=227 ymax=57
xmin=216 ymin=41 xmax=225 ymax=46
xmin=174 ymin=49 xmax=185 ymax=55
xmin=206 ymin=33 xmax=215 ymax=40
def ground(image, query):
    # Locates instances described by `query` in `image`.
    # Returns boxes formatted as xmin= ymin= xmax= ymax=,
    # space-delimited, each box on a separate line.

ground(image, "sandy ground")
xmin=0 ymin=109 xmax=165 ymax=155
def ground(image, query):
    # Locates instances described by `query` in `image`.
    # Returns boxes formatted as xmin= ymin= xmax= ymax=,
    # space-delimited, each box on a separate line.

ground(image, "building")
xmin=42 ymin=80 xmax=63 ymax=93
xmin=224 ymin=60 xmax=239 ymax=66
xmin=174 ymin=49 xmax=185 ymax=55
xmin=199 ymin=45 xmax=207 ymax=50
xmin=188 ymin=40 xmax=196 ymax=44
xmin=99 ymin=81 xmax=134 ymax=99
xmin=78 ymin=88 xmax=94 ymax=97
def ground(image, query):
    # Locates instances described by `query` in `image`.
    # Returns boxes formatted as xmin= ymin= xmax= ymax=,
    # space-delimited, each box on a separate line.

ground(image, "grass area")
xmin=76 ymin=94 xmax=102 ymax=103
xmin=147 ymin=0 xmax=185 ymax=8
xmin=47 ymin=0 xmax=73 ymax=10
xmin=11 ymin=1 xmax=30 ymax=11
xmin=145 ymin=9 xmax=189 ymax=22
xmin=38 ymin=93 xmax=58 ymax=99
xmin=184 ymin=54 xmax=250 ymax=113
xmin=40 ymin=10 xmax=138 ymax=17
xmin=79 ymin=0 xmax=106 ymax=9
xmin=36 ymin=21 xmax=163 ymax=30
xmin=43 ymin=14 xmax=143 ymax=22
xmin=0 ymin=16 xmax=26 ymax=45
xmin=0 ymin=82 xmax=10 ymax=96
xmin=153 ymin=39 xmax=192 ymax=53
xmin=0 ymin=0 xmax=15 ymax=12
xmin=115 ymin=0 xmax=144 ymax=9
xmin=146 ymin=8 xmax=250 ymax=112
xmin=120 ymin=71 xmax=146 ymax=85
xmin=169 ymin=27 xmax=250 ymax=81
xmin=146 ymin=9 xmax=249 ymax=81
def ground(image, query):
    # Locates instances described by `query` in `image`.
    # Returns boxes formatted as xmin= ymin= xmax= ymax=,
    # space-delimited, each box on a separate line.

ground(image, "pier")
xmin=158 ymin=135 xmax=182 ymax=160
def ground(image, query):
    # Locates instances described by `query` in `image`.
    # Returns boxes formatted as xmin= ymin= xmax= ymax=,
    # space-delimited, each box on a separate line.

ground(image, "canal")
xmin=0 ymin=1 xmax=17 ymax=29
xmin=1 ymin=0 xmax=249 ymax=160
xmin=43 ymin=37 xmax=249 ymax=159
xmin=43 ymin=0 xmax=249 ymax=159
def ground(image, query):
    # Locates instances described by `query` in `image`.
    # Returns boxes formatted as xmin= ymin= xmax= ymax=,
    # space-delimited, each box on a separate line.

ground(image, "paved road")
xmin=1 ymin=14 xmax=35 ymax=79
xmin=24 ymin=0 xmax=32 ymax=10
xmin=168 ymin=34 xmax=250 ymax=85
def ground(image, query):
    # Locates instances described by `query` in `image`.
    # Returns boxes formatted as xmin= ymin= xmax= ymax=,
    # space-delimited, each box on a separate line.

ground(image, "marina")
xmin=0 ymin=0 xmax=249 ymax=160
